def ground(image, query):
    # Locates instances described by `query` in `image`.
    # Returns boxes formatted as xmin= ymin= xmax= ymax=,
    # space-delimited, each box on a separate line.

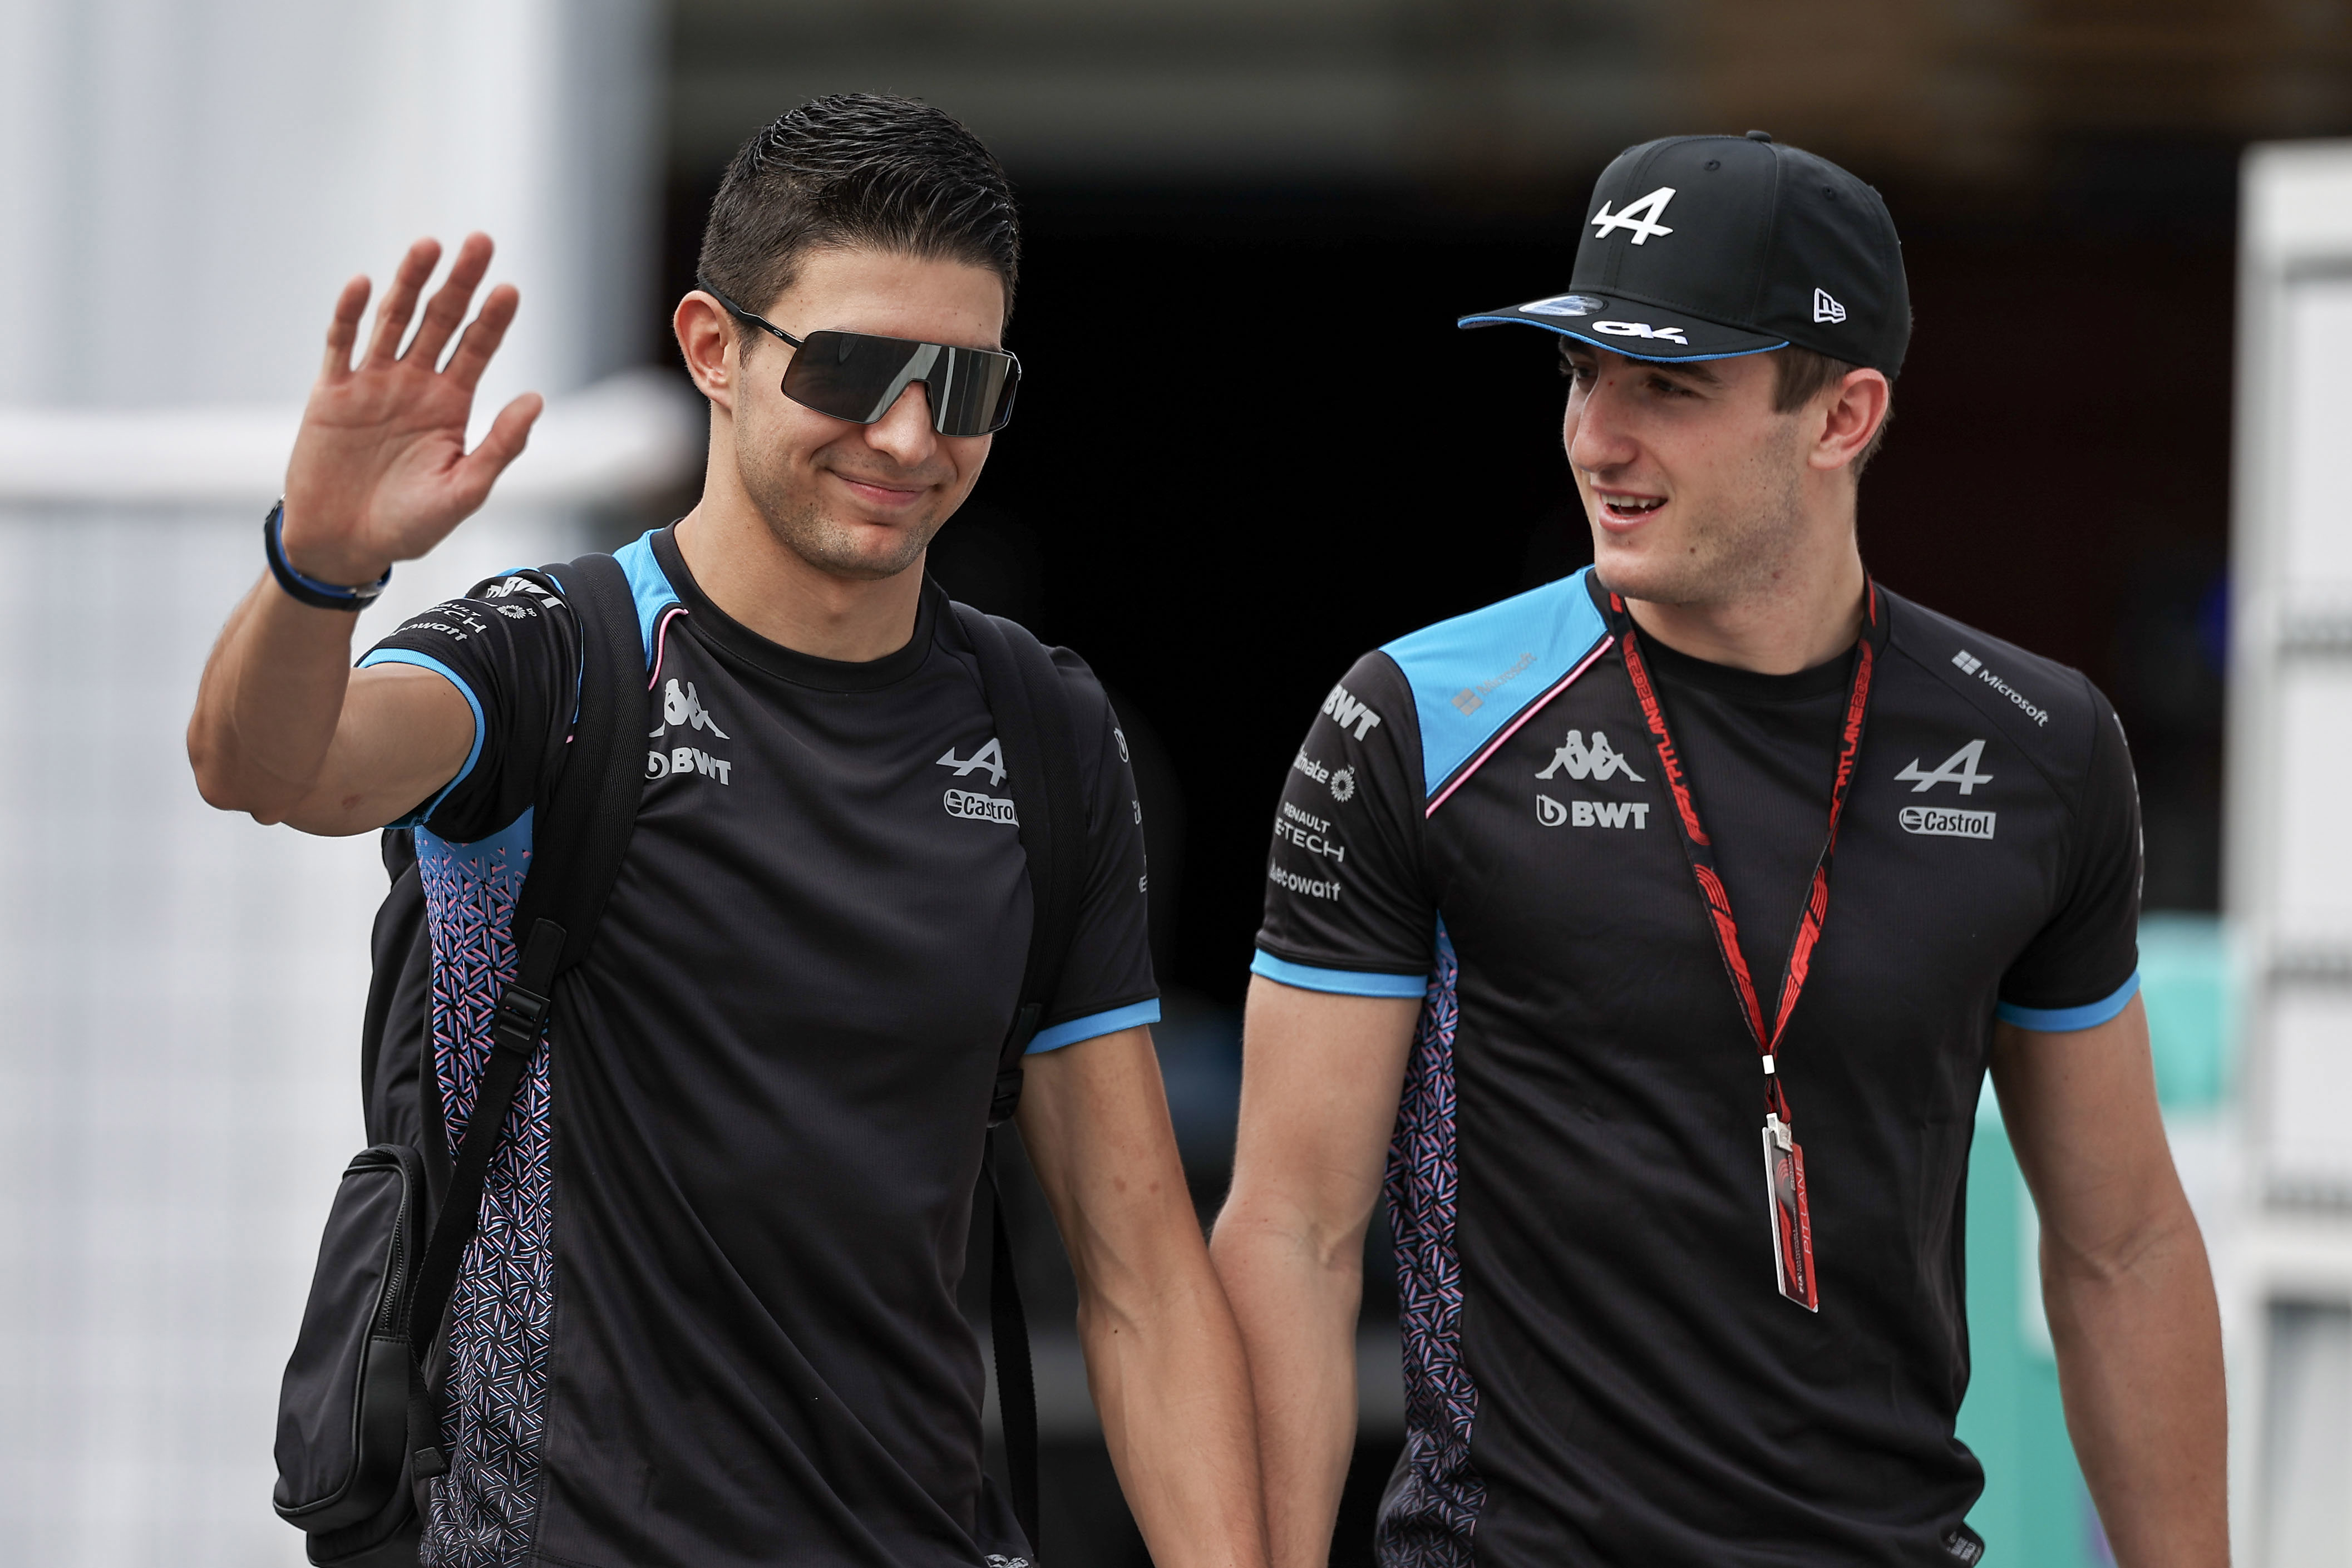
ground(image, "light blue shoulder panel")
xmin=1380 ymin=569 xmax=1610 ymax=798
xmin=607 ymin=530 xmax=683 ymax=664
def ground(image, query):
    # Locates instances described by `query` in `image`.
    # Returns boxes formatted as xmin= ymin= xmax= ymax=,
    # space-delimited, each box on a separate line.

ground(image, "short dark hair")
xmin=1772 ymin=347 xmax=1891 ymax=475
xmin=697 ymin=94 xmax=1020 ymax=347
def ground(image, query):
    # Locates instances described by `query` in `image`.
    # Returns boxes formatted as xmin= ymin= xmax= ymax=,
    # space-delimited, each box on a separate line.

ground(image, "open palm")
xmin=280 ymin=234 xmax=543 ymax=586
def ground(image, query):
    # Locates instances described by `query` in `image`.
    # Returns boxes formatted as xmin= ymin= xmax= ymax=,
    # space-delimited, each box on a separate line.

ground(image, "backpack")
xmin=270 ymin=550 xmax=1088 ymax=1566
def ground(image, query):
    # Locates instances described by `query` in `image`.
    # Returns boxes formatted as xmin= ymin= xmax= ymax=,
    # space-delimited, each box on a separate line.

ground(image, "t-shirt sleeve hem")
xmin=1251 ymin=948 xmax=1428 ymax=998
xmin=357 ymin=647 xmax=486 ymax=827
xmin=1027 ymin=998 xmax=1161 ymax=1054
xmin=1996 ymin=970 xmax=2140 ymax=1033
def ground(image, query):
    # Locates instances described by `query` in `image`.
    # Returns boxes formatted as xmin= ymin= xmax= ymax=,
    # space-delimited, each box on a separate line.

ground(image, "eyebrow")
xmin=1561 ymin=343 xmax=1722 ymax=386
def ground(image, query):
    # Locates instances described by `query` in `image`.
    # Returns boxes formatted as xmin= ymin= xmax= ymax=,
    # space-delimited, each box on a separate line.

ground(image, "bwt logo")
xmin=1320 ymin=683 xmax=1384 ymax=741
xmin=647 ymin=746 xmax=730 ymax=783
xmin=944 ymin=789 xmax=1018 ymax=824
xmin=1537 ymin=795 xmax=1649 ymax=830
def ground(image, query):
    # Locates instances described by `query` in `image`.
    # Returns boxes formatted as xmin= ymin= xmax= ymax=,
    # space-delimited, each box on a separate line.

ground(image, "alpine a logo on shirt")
xmin=1536 ymin=729 xmax=1646 ymax=782
xmin=936 ymin=736 xmax=1008 ymax=787
xmin=1896 ymin=739 xmax=1992 ymax=794
xmin=647 ymin=679 xmax=733 ymax=783
xmin=1320 ymin=683 xmax=1384 ymax=741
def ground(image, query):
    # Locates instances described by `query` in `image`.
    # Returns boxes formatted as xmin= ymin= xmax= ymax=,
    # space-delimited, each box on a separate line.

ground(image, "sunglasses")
xmin=697 ymin=275 xmax=1021 ymax=437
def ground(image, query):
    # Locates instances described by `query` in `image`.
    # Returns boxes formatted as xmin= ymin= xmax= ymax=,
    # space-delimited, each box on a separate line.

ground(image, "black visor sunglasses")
xmin=697 ymin=275 xmax=1020 ymax=437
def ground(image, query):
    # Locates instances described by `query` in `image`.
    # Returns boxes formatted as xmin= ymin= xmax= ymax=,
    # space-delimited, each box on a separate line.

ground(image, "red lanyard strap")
xmin=1609 ymin=584 xmax=1881 ymax=1125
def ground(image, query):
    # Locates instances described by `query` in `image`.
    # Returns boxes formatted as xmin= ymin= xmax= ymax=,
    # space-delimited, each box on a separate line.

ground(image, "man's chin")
xmin=793 ymin=514 xmax=940 ymax=584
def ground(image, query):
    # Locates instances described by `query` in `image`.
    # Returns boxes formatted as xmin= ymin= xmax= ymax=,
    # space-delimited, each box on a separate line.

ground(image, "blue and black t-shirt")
xmin=1255 ymin=568 xmax=2141 ymax=1566
xmin=360 ymin=525 xmax=1157 ymax=1568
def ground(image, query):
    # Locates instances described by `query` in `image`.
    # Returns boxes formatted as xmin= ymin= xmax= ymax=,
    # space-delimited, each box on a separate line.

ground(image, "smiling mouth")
xmin=1597 ymin=494 xmax=1666 ymax=521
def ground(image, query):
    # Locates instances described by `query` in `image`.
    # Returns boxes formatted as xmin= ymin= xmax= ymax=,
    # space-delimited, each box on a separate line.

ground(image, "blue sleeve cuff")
xmin=1251 ymin=949 xmax=1428 ymax=999
xmin=357 ymin=648 xmax=485 ymax=826
xmin=1027 ymin=998 xmax=1161 ymax=1054
xmin=1996 ymin=970 xmax=2141 ymax=1033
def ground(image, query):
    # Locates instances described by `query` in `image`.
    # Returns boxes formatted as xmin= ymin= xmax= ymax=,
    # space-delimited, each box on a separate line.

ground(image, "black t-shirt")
xmin=358 ymin=526 xmax=1156 ymax=1568
xmin=1254 ymin=569 xmax=2141 ymax=1566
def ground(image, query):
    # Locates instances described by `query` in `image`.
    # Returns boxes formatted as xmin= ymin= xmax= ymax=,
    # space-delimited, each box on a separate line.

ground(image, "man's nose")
xmin=1565 ymin=373 xmax=1639 ymax=474
xmin=863 ymin=381 xmax=940 ymax=466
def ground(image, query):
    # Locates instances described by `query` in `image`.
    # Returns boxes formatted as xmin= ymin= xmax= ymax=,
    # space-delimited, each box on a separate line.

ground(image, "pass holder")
xmin=1760 ymin=1107 xmax=1818 ymax=1313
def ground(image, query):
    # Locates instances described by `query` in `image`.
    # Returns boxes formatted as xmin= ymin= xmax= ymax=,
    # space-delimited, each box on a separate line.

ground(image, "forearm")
xmin=188 ymin=574 xmax=364 ymax=820
xmin=1210 ymin=1209 xmax=1363 ymax=1568
xmin=1079 ymin=1248 xmax=1270 ymax=1568
xmin=2043 ymin=1202 xmax=2227 ymax=1566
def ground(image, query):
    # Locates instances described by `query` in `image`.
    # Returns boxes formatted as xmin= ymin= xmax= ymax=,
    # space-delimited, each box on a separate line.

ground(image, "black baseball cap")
xmin=1459 ymin=131 xmax=1910 ymax=377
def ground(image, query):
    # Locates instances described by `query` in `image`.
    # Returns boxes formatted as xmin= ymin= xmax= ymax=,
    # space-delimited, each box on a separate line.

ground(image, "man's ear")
xmin=674 ymin=292 xmax=740 ymax=413
xmin=1809 ymin=367 xmax=1891 ymax=474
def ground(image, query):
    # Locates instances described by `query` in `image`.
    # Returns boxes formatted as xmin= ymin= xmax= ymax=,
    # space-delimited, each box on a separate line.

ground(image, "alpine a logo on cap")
xmin=1593 ymin=321 xmax=1690 ymax=344
xmin=1590 ymin=186 xmax=1677 ymax=244
xmin=1522 ymin=293 xmax=1606 ymax=317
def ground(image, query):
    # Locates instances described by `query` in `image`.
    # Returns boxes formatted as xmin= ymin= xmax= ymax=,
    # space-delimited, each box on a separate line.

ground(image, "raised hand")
xmin=280 ymin=234 xmax=544 ymax=586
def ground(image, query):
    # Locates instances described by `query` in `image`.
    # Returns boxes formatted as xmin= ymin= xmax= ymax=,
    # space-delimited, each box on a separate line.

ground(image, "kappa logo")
xmin=1320 ymin=683 xmax=1384 ymax=741
xmin=1536 ymin=729 xmax=1646 ymax=783
xmin=1896 ymin=739 xmax=1993 ymax=795
xmin=1594 ymin=320 xmax=1690 ymax=344
xmin=936 ymin=736 xmax=1007 ymax=787
xmin=1813 ymin=288 xmax=1847 ymax=324
xmin=652 ymin=678 xmax=729 ymax=741
xmin=1590 ymin=186 xmax=1677 ymax=245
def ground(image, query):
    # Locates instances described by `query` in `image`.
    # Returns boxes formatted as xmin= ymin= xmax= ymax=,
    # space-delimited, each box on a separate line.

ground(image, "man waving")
xmin=191 ymin=95 xmax=1266 ymax=1568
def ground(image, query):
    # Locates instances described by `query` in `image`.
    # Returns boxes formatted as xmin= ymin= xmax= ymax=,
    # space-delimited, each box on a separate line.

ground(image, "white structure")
xmin=0 ymin=3 xmax=689 ymax=1562
xmin=2228 ymin=139 xmax=2352 ymax=1567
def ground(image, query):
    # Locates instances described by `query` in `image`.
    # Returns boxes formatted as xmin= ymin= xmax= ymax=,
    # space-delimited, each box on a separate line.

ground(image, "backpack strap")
xmin=951 ymin=602 xmax=1092 ymax=1123
xmin=401 ymin=553 xmax=650 ymax=1480
xmin=950 ymin=599 xmax=1097 ymax=1562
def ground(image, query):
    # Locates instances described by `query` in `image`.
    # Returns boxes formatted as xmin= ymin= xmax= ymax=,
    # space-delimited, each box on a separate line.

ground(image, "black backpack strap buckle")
xmin=988 ymin=1003 xmax=1043 ymax=1127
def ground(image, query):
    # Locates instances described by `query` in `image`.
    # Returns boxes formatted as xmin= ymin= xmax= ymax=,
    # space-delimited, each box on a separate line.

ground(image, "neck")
xmin=1623 ymin=544 xmax=1868 ymax=675
xmin=670 ymin=465 xmax=924 ymax=667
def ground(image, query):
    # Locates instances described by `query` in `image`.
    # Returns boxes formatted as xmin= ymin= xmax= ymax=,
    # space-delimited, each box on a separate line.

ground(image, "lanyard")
xmin=1605 ymin=581 xmax=1881 ymax=1310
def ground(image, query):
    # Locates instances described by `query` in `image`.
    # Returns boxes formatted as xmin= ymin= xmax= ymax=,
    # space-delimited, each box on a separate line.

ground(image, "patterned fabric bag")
xmin=270 ymin=554 xmax=650 ymax=1567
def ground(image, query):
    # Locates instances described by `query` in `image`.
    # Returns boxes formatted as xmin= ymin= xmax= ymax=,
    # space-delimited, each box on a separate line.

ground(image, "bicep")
xmin=1989 ymin=995 xmax=2178 ymax=1258
xmin=282 ymin=664 xmax=476 ymax=836
xmin=1227 ymin=975 xmax=1419 ymax=1250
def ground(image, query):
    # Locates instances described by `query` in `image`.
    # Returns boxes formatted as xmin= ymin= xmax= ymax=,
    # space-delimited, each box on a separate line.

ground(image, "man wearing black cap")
xmin=1212 ymin=133 xmax=2224 ymax=1566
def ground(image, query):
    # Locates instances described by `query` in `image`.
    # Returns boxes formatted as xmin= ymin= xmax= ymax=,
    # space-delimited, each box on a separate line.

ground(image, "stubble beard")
xmin=736 ymin=435 xmax=951 ymax=585
xmin=1590 ymin=422 xmax=1809 ymax=610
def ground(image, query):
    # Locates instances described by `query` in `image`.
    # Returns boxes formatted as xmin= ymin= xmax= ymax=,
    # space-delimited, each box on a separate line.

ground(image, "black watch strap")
xmin=264 ymin=500 xmax=392 ymax=611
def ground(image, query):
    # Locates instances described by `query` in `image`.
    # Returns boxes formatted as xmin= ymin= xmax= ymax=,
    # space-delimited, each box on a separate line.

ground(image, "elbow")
xmin=185 ymin=726 xmax=287 ymax=824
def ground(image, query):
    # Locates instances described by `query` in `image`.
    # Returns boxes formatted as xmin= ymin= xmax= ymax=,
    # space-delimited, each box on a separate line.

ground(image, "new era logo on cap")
xmin=1813 ymin=288 xmax=1847 ymax=324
